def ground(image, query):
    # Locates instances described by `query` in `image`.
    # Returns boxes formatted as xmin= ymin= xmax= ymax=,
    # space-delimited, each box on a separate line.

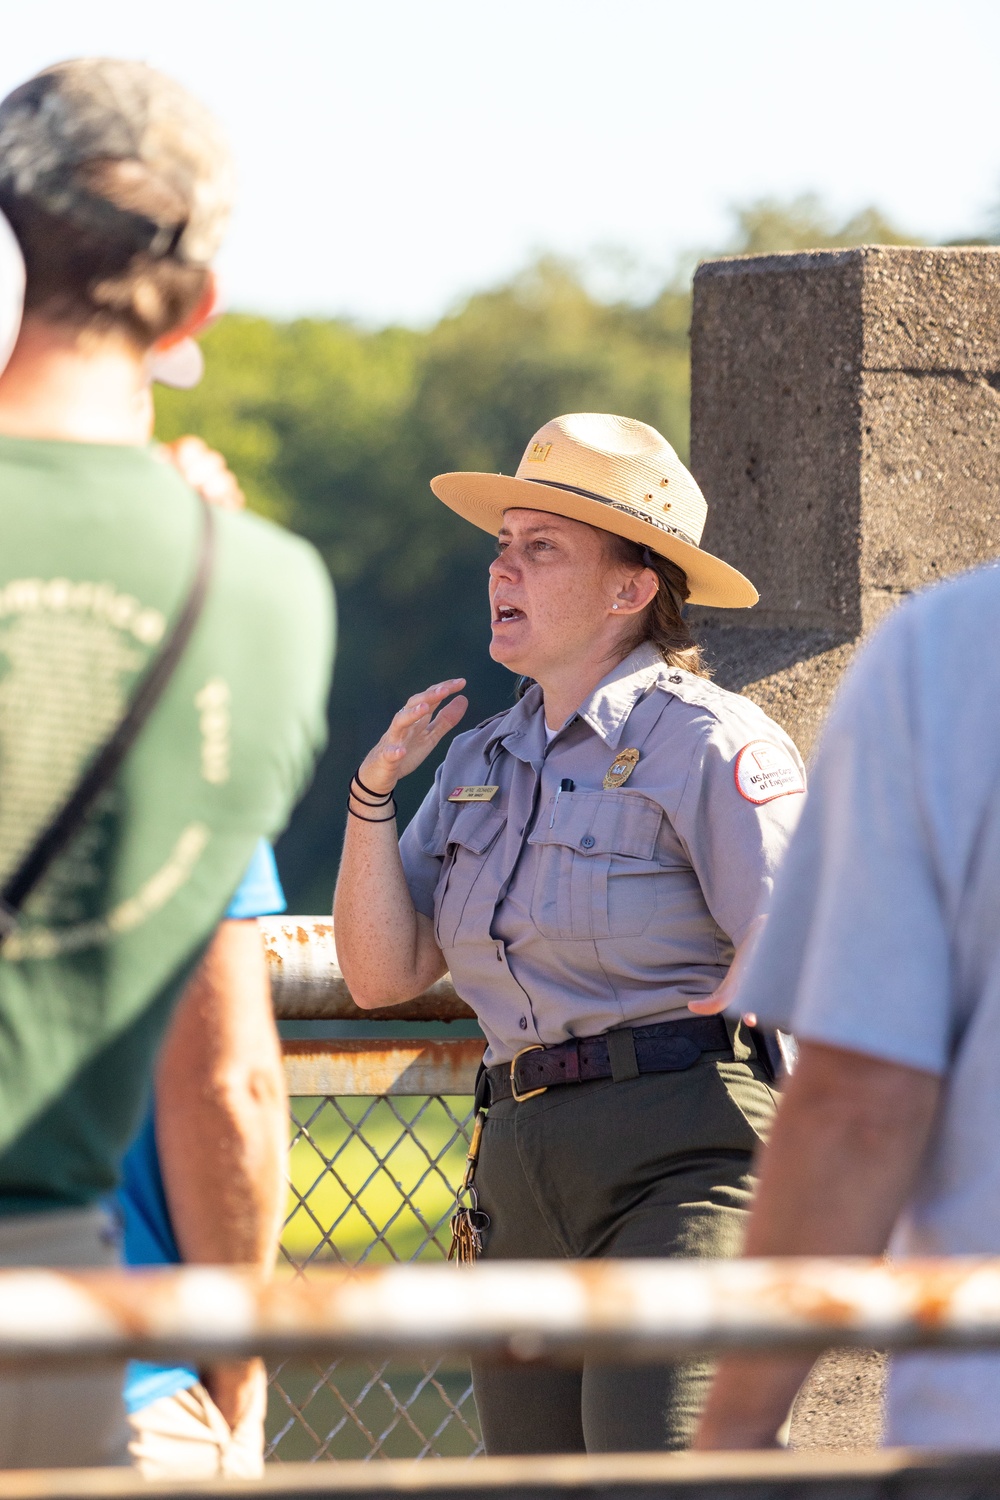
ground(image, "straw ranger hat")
xmin=431 ymin=412 xmax=757 ymax=609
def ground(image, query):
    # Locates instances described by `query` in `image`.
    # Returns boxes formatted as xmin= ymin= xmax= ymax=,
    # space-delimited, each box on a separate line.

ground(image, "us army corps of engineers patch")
xmin=734 ymin=740 xmax=806 ymax=805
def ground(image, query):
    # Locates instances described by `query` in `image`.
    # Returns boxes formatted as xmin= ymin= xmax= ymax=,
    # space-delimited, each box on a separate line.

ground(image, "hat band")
xmin=521 ymin=477 xmax=699 ymax=549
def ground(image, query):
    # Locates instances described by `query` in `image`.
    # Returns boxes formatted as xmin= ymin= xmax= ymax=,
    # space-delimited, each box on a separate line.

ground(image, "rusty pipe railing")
xmin=4 ymin=1258 xmax=1000 ymax=1366
xmin=261 ymin=917 xmax=473 ymax=1021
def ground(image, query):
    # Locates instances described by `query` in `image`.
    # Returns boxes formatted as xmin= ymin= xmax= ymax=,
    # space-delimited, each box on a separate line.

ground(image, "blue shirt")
xmin=120 ymin=840 xmax=286 ymax=1414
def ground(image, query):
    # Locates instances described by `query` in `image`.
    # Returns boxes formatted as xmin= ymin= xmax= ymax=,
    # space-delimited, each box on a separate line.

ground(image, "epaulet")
xmin=657 ymin=668 xmax=726 ymax=707
xmin=657 ymin=668 xmax=763 ymax=725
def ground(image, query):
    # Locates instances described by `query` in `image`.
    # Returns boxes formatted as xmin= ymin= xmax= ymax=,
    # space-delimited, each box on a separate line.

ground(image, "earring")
xmin=612 ymin=603 xmax=619 ymax=610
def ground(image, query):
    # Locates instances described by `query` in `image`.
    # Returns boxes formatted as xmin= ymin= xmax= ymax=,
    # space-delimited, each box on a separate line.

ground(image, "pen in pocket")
xmin=550 ymin=778 xmax=575 ymax=827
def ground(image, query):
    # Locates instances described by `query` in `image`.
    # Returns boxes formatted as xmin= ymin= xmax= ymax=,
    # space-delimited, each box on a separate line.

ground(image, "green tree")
xmin=156 ymin=198 xmax=915 ymax=909
xmin=725 ymin=193 xmax=921 ymax=255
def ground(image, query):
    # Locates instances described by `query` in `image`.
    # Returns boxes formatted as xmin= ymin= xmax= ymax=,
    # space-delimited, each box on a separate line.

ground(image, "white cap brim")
xmin=0 ymin=209 xmax=25 ymax=376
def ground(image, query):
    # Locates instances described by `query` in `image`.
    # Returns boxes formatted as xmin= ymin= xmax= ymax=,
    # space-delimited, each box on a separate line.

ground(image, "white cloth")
xmin=741 ymin=561 xmax=1000 ymax=1449
xmin=127 ymin=1373 xmax=266 ymax=1480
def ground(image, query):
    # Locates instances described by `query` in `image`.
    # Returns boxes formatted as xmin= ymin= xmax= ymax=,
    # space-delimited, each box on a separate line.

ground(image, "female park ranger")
xmin=334 ymin=412 xmax=806 ymax=1453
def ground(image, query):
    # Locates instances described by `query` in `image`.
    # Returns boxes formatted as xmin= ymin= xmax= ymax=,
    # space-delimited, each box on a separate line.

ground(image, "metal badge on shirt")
xmin=447 ymin=785 xmax=499 ymax=802
xmin=603 ymin=749 xmax=640 ymax=789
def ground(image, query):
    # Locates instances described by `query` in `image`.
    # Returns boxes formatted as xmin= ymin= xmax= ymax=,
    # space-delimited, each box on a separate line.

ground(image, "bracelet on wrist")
xmin=352 ymin=766 xmax=394 ymax=803
xmin=350 ymin=785 xmax=394 ymax=808
xmin=347 ymin=800 xmax=397 ymax=823
xmin=348 ymin=810 xmax=396 ymax=824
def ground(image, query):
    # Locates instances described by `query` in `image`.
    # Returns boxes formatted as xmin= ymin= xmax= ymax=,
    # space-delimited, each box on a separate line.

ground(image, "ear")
xmin=151 ymin=271 xmax=220 ymax=355
xmin=611 ymin=564 xmax=659 ymax=617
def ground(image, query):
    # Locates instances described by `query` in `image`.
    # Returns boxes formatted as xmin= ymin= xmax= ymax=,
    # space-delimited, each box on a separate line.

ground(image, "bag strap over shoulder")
xmin=0 ymin=496 xmax=216 ymax=943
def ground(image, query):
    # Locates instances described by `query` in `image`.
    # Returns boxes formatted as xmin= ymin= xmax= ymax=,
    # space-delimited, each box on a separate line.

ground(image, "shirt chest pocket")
xmin=430 ymin=803 xmax=507 ymax=950
xmin=527 ymin=791 xmax=671 ymax=941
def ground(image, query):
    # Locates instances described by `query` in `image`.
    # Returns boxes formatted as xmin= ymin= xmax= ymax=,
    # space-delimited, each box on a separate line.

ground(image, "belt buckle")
xmin=510 ymin=1044 xmax=547 ymax=1102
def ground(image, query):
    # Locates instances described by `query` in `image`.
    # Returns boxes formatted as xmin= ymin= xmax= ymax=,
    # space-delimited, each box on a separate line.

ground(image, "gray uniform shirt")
xmin=400 ymin=642 xmax=806 ymax=1064
xmin=738 ymin=563 xmax=1000 ymax=1450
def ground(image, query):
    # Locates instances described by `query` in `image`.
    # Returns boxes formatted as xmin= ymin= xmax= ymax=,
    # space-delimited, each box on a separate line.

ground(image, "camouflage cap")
xmin=0 ymin=58 xmax=234 ymax=266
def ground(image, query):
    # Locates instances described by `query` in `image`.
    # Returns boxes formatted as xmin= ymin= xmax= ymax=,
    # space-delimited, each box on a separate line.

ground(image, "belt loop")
xmin=724 ymin=1014 xmax=752 ymax=1063
xmin=474 ymin=1062 xmax=492 ymax=1114
xmin=606 ymin=1028 xmax=640 ymax=1083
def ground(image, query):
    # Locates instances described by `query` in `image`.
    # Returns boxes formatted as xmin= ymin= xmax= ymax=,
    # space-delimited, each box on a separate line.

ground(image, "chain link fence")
xmin=266 ymin=1091 xmax=483 ymax=1462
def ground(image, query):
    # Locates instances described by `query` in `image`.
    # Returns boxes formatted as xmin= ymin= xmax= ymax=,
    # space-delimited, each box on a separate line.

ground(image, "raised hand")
xmin=357 ymin=680 xmax=469 ymax=797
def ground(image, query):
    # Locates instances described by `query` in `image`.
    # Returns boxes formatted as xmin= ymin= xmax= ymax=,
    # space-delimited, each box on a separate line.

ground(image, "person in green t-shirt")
xmin=0 ymin=59 xmax=334 ymax=1468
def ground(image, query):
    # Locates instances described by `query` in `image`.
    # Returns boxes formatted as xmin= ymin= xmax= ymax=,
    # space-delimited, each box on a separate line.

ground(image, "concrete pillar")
xmin=690 ymin=246 xmax=1000 ymax=757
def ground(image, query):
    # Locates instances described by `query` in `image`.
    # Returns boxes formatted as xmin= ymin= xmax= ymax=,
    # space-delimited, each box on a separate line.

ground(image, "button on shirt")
xmin=737 ymin=564 xmax=1000 ymax=1451
xmin=399 ymin=643 xmax=806 ymax=1064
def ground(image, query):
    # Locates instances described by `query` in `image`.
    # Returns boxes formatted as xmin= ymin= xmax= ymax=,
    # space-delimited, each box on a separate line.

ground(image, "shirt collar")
xmin=485 ymin=643 xmax=671 ymax=759
xmin=576 ymin=642 xmax=668 ymax=749
xmin=484 ymin=682 xmax=546 ymax=763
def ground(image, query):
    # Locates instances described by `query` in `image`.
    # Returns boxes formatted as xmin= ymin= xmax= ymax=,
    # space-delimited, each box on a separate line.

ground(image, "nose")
xmin=489 ymin=549 xmax=516 ymax=581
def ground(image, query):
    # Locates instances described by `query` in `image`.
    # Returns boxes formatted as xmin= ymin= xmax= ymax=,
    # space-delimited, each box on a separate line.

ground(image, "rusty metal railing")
xmin=281 ymin=1039 xmax=482 ymax=1099
xmin=261 ymin=916 xmax=474 ymax=1025
xmin=4 ymin=1258 xmax=1000 ymax=1363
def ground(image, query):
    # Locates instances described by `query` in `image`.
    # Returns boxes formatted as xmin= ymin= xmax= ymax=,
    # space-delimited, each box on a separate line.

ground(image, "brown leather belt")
xmin=488 ymin=1015 xmax=732 ymax=1103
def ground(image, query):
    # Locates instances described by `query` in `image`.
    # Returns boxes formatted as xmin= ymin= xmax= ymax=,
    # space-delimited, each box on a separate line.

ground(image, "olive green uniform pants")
xmin=471 ymin=1041 xmax=776 ymax=1453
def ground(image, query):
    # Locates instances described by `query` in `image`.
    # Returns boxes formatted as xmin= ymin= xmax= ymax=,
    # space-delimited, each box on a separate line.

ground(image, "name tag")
xmin=447 ymin=785 xmax=499 ymax=803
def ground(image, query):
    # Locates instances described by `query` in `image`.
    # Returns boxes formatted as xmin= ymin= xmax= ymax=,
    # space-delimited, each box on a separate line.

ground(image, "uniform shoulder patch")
xmin=734 ymin=740 xmax=806 ymax=805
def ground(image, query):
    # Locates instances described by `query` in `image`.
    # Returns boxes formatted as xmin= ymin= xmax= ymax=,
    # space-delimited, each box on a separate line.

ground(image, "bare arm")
xmin=695 ymin=1039 xmax=941 ymax=1449
xmin=334 ymin=679 xmax=467 ymax=1008
xmin=155 ymin=918 xmax=287 ymax=1430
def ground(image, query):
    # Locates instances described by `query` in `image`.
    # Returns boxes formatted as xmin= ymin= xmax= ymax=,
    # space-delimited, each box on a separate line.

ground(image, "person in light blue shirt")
xmin=698 ymin=561 xmax=1000 ymax=1452
xmin=120 ymin=840 xmax=287 ymax=1478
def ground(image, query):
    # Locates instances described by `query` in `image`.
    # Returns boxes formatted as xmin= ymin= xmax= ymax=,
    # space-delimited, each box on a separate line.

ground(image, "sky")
xmin=3 ymin=0 xmax=1000 ymax=326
